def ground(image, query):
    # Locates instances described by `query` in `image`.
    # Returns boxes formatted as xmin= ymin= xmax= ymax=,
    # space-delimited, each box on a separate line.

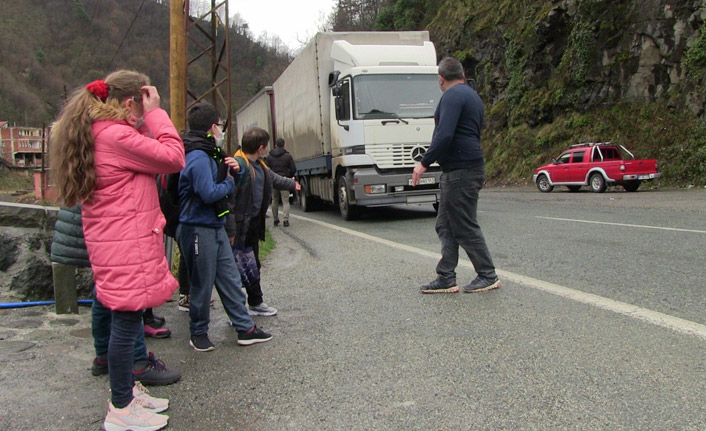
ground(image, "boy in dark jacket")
xmin=225 ymin=127 xmax=300 ymax=316
xmin=266 ymin=138 xmax=296 ymax=226
xmin=176 ymin=103 xmax=272 ymax=351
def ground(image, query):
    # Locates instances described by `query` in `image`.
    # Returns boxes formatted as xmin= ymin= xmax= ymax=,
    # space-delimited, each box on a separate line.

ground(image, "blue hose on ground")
xmin=0 ymin=299 xmax=93 ymax=309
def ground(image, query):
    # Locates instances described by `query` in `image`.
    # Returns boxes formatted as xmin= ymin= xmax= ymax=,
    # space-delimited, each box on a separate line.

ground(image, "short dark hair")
xmin=187 ymin=102 xmax=219 ymax=132
xmin=241 ymin=127 xmax=269 ymax=154
xmin=275 ymin=138 xmax=285 ymax=147
xmin=438 ymin=57 xmax=464 ymax=81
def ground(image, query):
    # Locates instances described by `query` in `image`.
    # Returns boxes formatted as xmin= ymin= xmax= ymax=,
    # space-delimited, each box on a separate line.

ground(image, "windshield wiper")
xmin=361 ymin=109 xmax=409 ymax=124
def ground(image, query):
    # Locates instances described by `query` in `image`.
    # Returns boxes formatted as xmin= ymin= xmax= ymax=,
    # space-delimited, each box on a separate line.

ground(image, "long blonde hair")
xmin=50 ymin=70 xmax=150 ymax=206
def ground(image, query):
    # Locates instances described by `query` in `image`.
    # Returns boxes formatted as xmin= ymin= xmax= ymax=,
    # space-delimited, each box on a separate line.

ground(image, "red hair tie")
xmin=86 ymin=80 xmax=109 ymax=102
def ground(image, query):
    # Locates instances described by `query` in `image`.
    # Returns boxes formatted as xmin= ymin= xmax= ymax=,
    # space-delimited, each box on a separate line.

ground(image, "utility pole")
xmin=170 ymin=0 xmax=186 ymax=132
xmin=170 ymin=0 xmax=233 ymax=153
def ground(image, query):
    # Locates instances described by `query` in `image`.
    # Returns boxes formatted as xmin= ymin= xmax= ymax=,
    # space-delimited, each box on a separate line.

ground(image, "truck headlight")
xmin=365 ymin=184 xmax=386 ymax=194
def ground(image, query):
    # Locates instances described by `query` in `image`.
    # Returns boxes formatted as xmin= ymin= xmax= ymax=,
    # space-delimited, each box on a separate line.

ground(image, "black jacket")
xmin=266 ymin=147 xmax=296 ymax=178
xmin=225 ymin=156 xmax=296 ymax=245
xmin=50 ymin=205 xmax=90 ymax=268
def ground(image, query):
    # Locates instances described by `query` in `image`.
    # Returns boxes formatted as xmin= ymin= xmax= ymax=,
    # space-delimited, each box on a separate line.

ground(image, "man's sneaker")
xmin=189 ymin=334 xmax=215 ymax=352
xmin=274 ymin=219 xmax=280 ymax=226
xmin=133 ymin=352 xmax=182 ymax=386
xmin=144 ymin=325 xmax=171 ymax=339
xmin=91 ymin=356 xmax=108 ymax=376
xmin=237 ymin=325 xmax=272 ymax=346
xmin=283 ymin=220 xmax=289 ymax=227
xmin=177 ymin=294 xmax=189 ymax=312
xmin=462 ymin=276 xmax=502 ymax=293
xmin=248 ymin=302 xmax=277 ymax=316
xmin=133 ymin=382 xmax=169 ymax=413
xmin=420 ymin=278 xmax=459 ymax=294
xmin=103 ymin=399 xmax=168 ymax=431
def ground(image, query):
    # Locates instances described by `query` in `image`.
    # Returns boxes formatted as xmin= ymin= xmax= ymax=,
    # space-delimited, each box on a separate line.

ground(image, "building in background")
xmin=0 ymin=121 xmax=46 ymax=168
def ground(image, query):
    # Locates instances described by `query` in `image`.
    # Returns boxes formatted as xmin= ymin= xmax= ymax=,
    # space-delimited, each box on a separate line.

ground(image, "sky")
xmin=230 ymin=0 xmax=338 ymax=51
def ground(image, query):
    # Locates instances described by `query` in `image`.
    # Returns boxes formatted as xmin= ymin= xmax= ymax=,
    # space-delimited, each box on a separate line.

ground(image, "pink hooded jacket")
xmin=82 ymin=108 xmax=185 ymax=311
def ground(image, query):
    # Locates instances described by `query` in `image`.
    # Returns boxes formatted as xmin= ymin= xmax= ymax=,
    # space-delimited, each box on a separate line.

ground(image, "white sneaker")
xmin=133 ymin=382 xmax=169 ymax=413
xmin=103 ymin=398 xmax=168 ymax=431
xmin=248 ymin=302 xmax=277 ymax=316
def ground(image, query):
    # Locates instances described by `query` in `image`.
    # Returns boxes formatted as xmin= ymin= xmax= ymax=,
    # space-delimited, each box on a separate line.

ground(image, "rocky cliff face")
xmin=0 ymin=204 xmax=93 ymax=302
xmin=430 ymin=0 xmax=706 ymax=127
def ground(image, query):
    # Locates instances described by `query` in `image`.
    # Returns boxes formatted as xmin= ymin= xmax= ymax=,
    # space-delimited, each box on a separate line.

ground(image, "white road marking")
xmin=537 ymin=216 xmax=706 ymax=234
xmin=291 ymin=213 xmax=706 ymax=341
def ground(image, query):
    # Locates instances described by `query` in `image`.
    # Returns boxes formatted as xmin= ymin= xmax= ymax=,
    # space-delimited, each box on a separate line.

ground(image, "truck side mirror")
xmin=334 ymin=97 xmax=344 ymax=120
xmin=334 ymin=97 xmax=349 ymax=131
xmin=328 ymin=71 xmax=341 ymax=88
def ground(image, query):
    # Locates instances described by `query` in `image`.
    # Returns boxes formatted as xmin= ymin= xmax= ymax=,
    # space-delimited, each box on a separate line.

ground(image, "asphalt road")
xmin=1 ymin=185 xmax=705 ymax=430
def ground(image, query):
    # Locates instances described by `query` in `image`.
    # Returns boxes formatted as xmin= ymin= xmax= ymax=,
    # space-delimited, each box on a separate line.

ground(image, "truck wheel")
xmin=338 ymin=176 xmax=360 ymax=221
xmin=299 ymin=179 xmax=317 ymax=212
xmin=623 ymin=181 xmax=640 ymax=192
xmin=536 ymin=174 xmax=553 ymax=193
xmin=589 ymin=173 xmax=607 ymax=193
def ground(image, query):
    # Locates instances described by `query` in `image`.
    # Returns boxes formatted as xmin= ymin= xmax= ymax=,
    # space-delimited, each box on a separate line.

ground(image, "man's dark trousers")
xmin=435 ymin=167 xmax=498 ymax=283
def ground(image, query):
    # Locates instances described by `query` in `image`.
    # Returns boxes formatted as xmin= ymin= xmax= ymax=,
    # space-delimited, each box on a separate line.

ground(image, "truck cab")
xmin=326 ymin=39 xmax=442 ymax=219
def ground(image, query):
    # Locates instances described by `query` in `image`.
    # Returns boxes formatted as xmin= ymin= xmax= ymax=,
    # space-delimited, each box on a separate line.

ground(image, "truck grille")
xmin=366 ymin=143 xmax=429 ymax=169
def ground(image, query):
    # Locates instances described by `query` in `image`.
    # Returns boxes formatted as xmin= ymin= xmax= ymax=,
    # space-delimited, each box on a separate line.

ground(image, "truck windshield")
xmin=353 ymin=74 xmax=440 ymax=120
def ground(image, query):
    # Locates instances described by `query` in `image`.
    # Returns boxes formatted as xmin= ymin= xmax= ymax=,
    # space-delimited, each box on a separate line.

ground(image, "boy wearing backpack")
xmin=156 ymin=160 xmax=191 ymax=312
xmin=225 ymin=127 xmax=300 ymax=316
xmin=175 ymin=103 xmax=272 ymax=351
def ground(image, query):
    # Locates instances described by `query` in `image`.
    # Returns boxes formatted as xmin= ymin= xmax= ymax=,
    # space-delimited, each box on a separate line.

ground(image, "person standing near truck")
xmin=266 ymin=138 xmax=297 ymax=227
xmin=411 ymin=57 xmax=501 ymax=294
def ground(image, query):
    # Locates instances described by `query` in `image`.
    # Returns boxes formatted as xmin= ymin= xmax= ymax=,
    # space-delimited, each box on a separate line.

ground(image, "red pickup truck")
xmin=533 ymin=142 xmax=661 ymax=193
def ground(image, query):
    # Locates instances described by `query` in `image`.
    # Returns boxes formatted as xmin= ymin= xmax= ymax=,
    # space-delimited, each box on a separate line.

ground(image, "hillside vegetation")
xmin=334 ymin=0 xmax=706 ymax=186
xmin=0 ymin=0 xmax=290 ymax=126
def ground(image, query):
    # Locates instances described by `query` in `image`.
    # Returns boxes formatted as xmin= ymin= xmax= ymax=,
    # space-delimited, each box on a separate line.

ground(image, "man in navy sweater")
xmin=412 ymin=57 xmax=501 ymax=294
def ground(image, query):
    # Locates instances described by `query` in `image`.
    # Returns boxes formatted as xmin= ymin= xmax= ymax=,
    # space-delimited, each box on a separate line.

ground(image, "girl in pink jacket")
xmin=51 ymin=70 xmax=184 ymax=431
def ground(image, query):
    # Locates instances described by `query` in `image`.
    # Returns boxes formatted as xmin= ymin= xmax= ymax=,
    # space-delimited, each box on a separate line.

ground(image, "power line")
xmin=107 ymin=0 xmax=148 ymax=69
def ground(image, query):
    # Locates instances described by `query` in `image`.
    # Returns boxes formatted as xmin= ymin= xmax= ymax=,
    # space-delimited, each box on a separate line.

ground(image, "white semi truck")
xmin=236 ymin=31 xmax=442 ymax=220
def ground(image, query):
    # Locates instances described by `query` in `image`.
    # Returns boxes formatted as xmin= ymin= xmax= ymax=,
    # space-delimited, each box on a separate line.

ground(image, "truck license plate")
xmin=637 ymin=174 xmax=654 ymax=180
xmin=409 ymin=177 xmax=435 ymax=186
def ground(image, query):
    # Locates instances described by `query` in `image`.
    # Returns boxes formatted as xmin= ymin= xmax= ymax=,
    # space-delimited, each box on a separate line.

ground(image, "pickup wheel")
xmin=623 ymin=180 xmax=640 ymax=192
xmin=536 ymin=174 xmax=553 ymax=193
xmin=567 ymin=185 xmax=581 ymax=192
xmin=589 ymin=173 xmax=607 ymax=193
xmin=337 ymin=176 xmax=361 ymax=221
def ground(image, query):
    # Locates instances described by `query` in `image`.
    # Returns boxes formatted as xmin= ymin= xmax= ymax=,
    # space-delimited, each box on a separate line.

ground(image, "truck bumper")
xmin=351 ymin=167 xmax=440 ymax=207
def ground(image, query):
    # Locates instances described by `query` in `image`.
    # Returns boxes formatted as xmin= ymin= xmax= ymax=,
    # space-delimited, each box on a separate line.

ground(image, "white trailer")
xmin=234 ymin=86 xmax=275 ymax=149
xmin=241 ymin=31 xmax=442 ymax=220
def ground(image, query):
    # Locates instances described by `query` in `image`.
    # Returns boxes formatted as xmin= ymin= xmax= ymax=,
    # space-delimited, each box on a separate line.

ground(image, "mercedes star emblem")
xmin=411 ymin=146 xmax=426 ymax=162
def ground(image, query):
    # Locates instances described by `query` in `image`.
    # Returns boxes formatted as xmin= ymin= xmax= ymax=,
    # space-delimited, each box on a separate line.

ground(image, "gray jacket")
xmin=50 ymin=205 xmax=90 ymax=268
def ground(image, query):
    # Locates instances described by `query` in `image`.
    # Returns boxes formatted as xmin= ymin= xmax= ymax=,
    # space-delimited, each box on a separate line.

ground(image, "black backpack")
xmin=157 ymin=173 xmax=181 ymax=237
